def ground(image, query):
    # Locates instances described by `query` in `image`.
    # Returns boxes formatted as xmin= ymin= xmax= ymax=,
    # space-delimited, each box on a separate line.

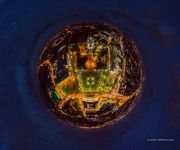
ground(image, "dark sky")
xmin=0 ymin=0 xmax=179 ymax=149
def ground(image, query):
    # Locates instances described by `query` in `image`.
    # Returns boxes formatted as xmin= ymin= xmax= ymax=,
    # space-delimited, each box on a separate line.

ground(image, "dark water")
xmin=0 ymin=0 xmax=179 ymax=149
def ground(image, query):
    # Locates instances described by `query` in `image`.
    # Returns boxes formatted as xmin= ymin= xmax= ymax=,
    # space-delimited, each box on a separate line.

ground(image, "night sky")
xmin=0 ymin=0 xmax=179 ymax=149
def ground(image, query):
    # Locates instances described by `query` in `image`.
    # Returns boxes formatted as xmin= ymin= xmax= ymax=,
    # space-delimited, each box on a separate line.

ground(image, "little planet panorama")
xmin=37 ymin=22 xmax=144 ymax=128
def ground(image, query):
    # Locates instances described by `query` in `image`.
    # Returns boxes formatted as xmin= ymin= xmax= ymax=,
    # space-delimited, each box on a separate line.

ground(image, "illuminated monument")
xmin=37 ymin=22 xmax=144 ymax=128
